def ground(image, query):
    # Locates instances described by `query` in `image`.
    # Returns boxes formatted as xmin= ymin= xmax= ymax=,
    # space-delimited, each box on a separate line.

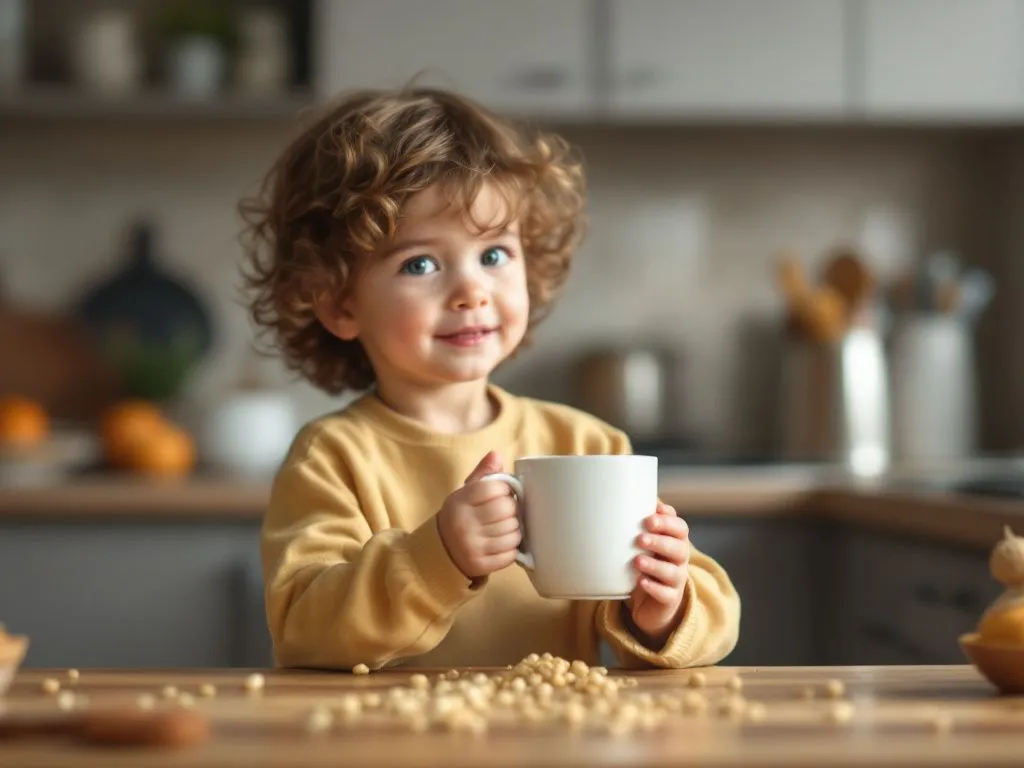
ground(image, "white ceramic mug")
xmin=482 ymin=455 xmax=658 ymax=600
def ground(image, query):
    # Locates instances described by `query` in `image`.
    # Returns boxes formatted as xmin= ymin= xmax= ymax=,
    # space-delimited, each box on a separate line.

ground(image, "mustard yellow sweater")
xmin=262 ymin=385 xmax=740 ymax=670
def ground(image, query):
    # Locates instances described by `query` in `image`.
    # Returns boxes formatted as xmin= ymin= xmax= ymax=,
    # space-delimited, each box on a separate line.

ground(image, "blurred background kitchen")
xmin=2 ymin=0 xmax=1023 ymax=670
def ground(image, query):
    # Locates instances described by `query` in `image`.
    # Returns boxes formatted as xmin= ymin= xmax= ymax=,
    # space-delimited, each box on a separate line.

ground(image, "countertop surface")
xmin=2 ymin=664 xmax=1021 ymax=767
xmin=2 ymin=462 xmax=1024 ymax=549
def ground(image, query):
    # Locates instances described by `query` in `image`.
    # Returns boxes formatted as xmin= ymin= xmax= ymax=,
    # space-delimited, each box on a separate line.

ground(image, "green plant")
xmin=100 ymin=324 xmax=207 ymax=403
xmin=157 ymin=0 xmax=236 ymax=46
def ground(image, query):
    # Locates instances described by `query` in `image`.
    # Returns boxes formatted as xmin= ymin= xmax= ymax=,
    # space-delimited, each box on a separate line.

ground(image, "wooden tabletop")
xmin=3 ymin=664 xmax=1023 ymax=767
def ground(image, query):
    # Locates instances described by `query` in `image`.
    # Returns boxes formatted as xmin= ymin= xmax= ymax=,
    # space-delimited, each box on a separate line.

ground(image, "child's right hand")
xmin=437 ymin=451 xmax=522 ymax=579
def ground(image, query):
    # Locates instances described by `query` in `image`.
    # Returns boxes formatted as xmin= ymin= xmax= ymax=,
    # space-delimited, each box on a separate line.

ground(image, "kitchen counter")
xmin=3 ymin=664 xmax=1021 ymax=767
xmin=0 ymin=475 xmax=272 ymax=518
xmin=1 ymin=466 xmax=1023 ymax=549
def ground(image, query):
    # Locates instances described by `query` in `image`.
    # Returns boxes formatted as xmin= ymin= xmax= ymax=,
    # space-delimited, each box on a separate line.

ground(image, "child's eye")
xmin=399 ymin=256 xmax=439 ymax=276
xmin=481 ymin=246 xmax=511 ymax=267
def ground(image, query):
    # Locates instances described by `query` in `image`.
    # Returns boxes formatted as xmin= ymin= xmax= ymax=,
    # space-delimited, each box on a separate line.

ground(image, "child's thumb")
xmin=464 ymin=450 xmax=503 ymax=484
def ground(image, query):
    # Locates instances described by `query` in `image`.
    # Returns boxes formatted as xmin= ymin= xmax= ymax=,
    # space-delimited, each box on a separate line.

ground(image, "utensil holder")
xmin=890 ymin=314 xmax=977 ymax=464
xmin=779 ymin=327 xmax=891 ymax=476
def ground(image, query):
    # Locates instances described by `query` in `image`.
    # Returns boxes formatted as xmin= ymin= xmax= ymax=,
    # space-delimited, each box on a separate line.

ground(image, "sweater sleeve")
xmin=592 ymin=428 xmax=742 ymax=668
xmin=261 ymin=438 xmax=481 ymax=671
xmin=596 ymin=547 xmax=741 ymax=669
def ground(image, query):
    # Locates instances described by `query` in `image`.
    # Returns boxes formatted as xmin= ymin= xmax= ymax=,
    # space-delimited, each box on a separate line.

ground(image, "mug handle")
xmin=479 ymin=472 xmax=534 ymax=571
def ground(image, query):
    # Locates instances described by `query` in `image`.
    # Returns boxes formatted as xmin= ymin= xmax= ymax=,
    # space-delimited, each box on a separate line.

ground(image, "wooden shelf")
xmin=0 ymin=85 xmax=317 ymax=121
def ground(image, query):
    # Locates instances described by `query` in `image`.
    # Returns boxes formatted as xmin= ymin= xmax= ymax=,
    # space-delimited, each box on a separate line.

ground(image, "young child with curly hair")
xmin=240 ymin=86 xmax=740 ymax=671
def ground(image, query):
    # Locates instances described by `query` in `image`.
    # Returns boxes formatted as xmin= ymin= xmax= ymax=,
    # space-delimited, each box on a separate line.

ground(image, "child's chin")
xmin=432 ymin=358 xmax=501 ymax=383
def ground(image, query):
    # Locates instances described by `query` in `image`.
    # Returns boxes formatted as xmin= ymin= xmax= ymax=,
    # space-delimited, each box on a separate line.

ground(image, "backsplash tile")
xmin=0 ymin=121 xmax=1007 ymax=454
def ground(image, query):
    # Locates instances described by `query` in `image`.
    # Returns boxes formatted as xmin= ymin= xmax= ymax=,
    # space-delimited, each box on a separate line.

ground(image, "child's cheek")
xmin=390 ymin=299 xmax=436 ymax=345
xmin=501 ymin=278 xmax=531 ymax=338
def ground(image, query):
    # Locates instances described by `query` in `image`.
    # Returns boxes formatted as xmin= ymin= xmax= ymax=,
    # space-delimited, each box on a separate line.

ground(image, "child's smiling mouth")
xmin=435 ymin=325 xmax=499 ymax=347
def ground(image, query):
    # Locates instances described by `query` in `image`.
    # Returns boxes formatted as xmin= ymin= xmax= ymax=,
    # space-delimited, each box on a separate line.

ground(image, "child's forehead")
xmin=396 ymin=182 xmax=521 ymax=237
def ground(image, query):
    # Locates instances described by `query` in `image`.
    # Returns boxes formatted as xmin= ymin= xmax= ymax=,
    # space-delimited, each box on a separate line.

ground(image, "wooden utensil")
xmin=794 ymin=287 xmax=847 ymax=344
xmin=822 ymin=248 xmax=875 ymax=321
xmin=0 ymin=709 xmax=209 ymax=748
xmin=776 ymin=251 xmax=808 ymax=305
xmin=935 ymin=280 xmax=962 ymax=314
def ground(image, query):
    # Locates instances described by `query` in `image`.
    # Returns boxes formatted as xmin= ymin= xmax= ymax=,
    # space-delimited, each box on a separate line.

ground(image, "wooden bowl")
xmin=0 ymin=632 xmax=28 ymax=696
xmin=959 ymin=632 xmax=1024 ymax=694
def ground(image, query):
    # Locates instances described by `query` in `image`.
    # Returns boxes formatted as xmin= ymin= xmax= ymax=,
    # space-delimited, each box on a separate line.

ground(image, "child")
xmin=240 ymin=86 xmax=740 ymax=671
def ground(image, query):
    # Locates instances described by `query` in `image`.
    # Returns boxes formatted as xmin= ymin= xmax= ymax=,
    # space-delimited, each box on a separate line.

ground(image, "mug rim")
xmin=515 ymin=454 xmax=657 ymax=464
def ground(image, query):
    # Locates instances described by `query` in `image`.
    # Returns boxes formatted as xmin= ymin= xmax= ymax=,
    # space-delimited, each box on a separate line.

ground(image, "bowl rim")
xmin=959 ymin=632 xmax=1024 ymax=652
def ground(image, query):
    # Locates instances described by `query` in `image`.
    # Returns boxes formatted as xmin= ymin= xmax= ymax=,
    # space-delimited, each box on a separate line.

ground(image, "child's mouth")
xmin=437 ymin=326 xmax=497 ymax=347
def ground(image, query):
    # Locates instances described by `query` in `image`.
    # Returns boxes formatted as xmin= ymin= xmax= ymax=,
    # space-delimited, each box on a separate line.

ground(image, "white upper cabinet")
xmin=314 ymin=0 xmax=594 ymax=118
xmin=861 ymin=0 xmax=1024 ymax=118
xmin=606 ymin=0 xmax=848 ymax=118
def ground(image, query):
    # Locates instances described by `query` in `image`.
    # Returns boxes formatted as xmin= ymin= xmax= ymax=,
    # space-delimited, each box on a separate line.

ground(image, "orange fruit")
xmin=100 ymin=400 xmax=166 ymax=468
xmin=125 ymin=423 xmax=195 ymax=478
xmin=0 ymin=396 xmax=49 ymax=448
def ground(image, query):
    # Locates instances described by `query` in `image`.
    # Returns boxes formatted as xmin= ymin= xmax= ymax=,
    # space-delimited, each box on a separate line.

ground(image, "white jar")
xmin=74 ymin=9 xmax=142 ymax=93
xmin=201 ymin=391 xmax=297 ymax=477
xmin=167 ymin=34 xmax=226 ymax=98
xmin=890 ymin=314 xmax=977 ymax=465
xmin=235 ymin=7 xmax=290 ymax=93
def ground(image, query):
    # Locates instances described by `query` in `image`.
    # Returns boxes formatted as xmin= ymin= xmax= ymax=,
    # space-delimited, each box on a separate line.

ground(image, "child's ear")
xmin=313 ymin=292 xmax=359 ymax=341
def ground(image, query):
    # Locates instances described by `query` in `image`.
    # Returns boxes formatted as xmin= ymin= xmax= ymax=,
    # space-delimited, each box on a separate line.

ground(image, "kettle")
xmin=569 ymin=346 xmax=680 ymax=441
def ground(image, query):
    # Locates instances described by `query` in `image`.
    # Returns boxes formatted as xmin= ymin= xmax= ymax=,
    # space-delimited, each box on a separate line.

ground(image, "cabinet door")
xmin=862 ymin=0 xmax=1024 ymax=118
xmin=0 ymin=522 xmax=266 ymax=668
xmin=607 ymin=0 xmax=847 ymax=117
xmin=831 ymin=527 xmax=997 ymax=665
xmin=315 ymin=0 xmax=594 ymax=117
xmin=688 ymin=519 xmax=818 ymax=665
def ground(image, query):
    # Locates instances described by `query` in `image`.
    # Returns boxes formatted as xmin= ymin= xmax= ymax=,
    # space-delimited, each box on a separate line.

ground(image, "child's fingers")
xmin=482 ymin=516 xmax=520 ymax=537
xmin=637 ymin=576 xmax=678 ymax=605
xmin=464 ymin=451 xmax=503 ymax=483
xmin=644 ymin=512 xmax=688 ymax=539
xmin=634 ymin=554 xmax=684 ymax=587
xmin=482 ymin=531 xmax=522 ymax=555
xmin=473 ymin=495 xmax=517 ymax=525
xmin=482 ymin=549 xmax=519 ymax=571
xmin=636 ymin=532 xmax=689 ymax=564
xmin=464 ymin=480 xmax=517 ymax=508
xmin=656 ymin=501 xmax=677 ymax=516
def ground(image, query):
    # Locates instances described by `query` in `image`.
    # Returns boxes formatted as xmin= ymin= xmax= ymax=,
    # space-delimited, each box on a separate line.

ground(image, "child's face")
xmin=329 ymin=182 xmax=530 ymax=391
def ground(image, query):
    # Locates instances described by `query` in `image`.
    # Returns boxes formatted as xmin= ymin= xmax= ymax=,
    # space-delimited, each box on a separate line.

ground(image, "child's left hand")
xmin=628 ymin=502 xmax=690 ymax=648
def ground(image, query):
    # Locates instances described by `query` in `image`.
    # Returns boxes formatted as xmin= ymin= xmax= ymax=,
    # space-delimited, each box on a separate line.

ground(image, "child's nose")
xmin=448 ymin=275 xmax=490 ymax=311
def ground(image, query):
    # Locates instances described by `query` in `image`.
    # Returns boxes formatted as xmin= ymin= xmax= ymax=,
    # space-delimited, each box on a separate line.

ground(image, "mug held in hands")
xmin=482 ymin=455 xmax=658 ymax=599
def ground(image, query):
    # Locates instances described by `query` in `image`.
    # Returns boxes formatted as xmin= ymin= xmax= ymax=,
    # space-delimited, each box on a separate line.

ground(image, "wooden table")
xmin=2 ymin=664 xmax=1023 ymax=767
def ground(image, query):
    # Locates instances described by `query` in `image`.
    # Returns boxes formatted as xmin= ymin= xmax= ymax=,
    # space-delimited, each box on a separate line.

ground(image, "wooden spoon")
xmin=0 ymin=708 xmax=209 ymax=748
xmin=822 ymin=247 xmax=875 ymax=321
xmin=794 ymin=287 xmax=847 ymax=344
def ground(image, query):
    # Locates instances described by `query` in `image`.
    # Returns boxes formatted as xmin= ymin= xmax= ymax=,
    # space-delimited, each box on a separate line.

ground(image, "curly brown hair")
xmin=239 ymin=86 xmax=587 ymax=394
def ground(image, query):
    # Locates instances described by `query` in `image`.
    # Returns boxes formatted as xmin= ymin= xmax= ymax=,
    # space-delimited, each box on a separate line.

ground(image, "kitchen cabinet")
xmin=686 ymin=518 xmax=819 ymax=665
xmin=0 ymin=511 xmax=998 ymax=670
xmin=605 ymin=0 xmax=848 ymax=118
xmin=0 ymin=521 xmax=271 ymax=668
xmin=860 ymin=0 xmax=1024 ymax=119
xmin=825 ymin=525 xmax=999 ymax=664
xmin=314 ymin=0 xmax=594 ymax=118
